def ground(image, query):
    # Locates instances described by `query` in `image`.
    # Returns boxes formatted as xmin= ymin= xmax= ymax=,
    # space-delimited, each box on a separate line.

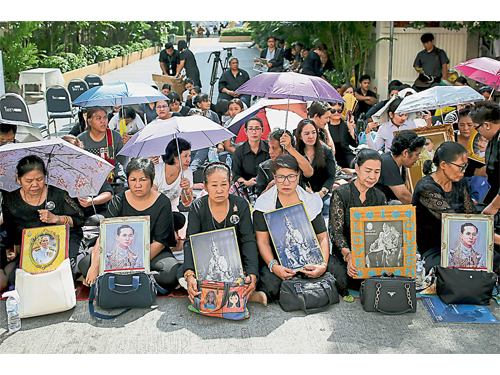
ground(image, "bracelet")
xmin=184 ymin=270 xmax=195 ymax=280
xmin=268 ymin=259 xmax=278 ymax=273
xmin=343 ymin=251 xmax=351 ymax=262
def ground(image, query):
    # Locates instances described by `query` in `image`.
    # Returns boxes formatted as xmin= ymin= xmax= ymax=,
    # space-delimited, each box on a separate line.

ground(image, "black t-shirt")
xmin=301 ymin=51 xmax=323 ymax=77
xmin=375 ymin=152 xmax=406 ymax=201
xmin=355 ymin=88 xmax=377 ymax=117
xmin=179 ymin=49 xmax=201 ymax=87
xmin=159 ymin=49 xmax=180 ymax=76
xmin=413 ymin=47 xmax=449 ymax=78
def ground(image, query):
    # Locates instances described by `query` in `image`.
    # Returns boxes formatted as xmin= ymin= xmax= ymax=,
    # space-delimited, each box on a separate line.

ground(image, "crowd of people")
xmin=0 ymin=32 xmax=499 ymax=311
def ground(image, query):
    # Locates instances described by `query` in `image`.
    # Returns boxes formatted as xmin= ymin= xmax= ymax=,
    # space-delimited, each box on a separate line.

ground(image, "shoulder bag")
xmin=360 ymin=274 xmax=416 ymax=314
xmin=435 ymin=266 xmax=497 ymax=305
xmin=279 ymin=272 xmax=339 ymax=314
xmin=414 ymin=48 xmax=441 ymax=89
xmin=188 ymin=280 xmax=249 ymax=320
xmin=88 ymin=272 xmax=168 ymax=319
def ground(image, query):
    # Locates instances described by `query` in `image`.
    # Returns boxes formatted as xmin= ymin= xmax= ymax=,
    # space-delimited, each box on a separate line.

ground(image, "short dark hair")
xmin=388 ymin=80 xmax=403 ymax=92
xmin=267 ymin=35 xmax=276 ymax=42
xmin=194 ymin=93 xmax=210 ymax=107
xmin=228 ymin=98 xmax=244 ymax=111
xmin=184 ymin=78 xmax=194 ymax=86
xmin=162 ymin=138 xmax=191 ymax=165
xmin=460 ymin=222 xmax=478 ymax=234
xmin=458 ymin=108 xmax=472 ymax=121
xmin=391 ymin=130 xmax=426 ymax=157
xmin=118 ymin=106 xmax=136 ymax=120
xmin=16 ymin=155 xmax=47 ymax=179
xmin=162 ymin=83 xmax=172 ymax=91
xmin=177 ymin=39 xmax=187 ymax=51
xmin=0 ymin=122 xmax=17 ymax=135
xmin=191 ymin=86 xmax=202 ymax=95
xmin=355 ymin=148 xmax=382 ymax=167
xmin=203 ymin=161 xmax=231 ymax=183
xmin=245 ymin=116 xmax=263 ymax=130
xmin=270 ymin=154 xmax=300 ymax=175
xmin=215 ymin=99 xmax=230 ymax=118
xmin=308 ymin=101 xmax=331 ymax=119
xmin=117 ymin=224 xmax=134 ymax=236
xmin=469 ymin=100 xmax=500 ymax=125
xmin=268 ymin=127 xmax=295 ymax=148
xmin=359 ymin=74 xmax=371 ymax=84
xmin=125 ymin=157 xmax=155 ymax=184
xmin=164 ymin=42 xmax=174 ymax=50
xmin=421 ymin=33 xmax=434 ymax=43
xmin=388 ymin=97 xmax=404 ymax=116
xmin=167 ymin=91 xmax=181 ymax=104
xmin=455 ymin=77 xmax=468 ymax=85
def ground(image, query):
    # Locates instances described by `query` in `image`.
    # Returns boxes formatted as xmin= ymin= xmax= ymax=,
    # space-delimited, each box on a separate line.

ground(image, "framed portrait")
xmin=466 ymin=128 xmax=488 ymax=164
xmin=350 ymin=205 xmax=417 ymax=279
xmin=264 ymin=202 xmax=325 ymax=272
xmin=441 ymin=213 xmax=494 ymax=272
xmin=20 ymin=225 xmax=69 ymax=275
xmin=99 ymin=216 xmax=150 ymax=275
xmin=190 ymin=227 xmax=244 ymax=283
xmin=395 ymin=123 xmax=455 ymax=193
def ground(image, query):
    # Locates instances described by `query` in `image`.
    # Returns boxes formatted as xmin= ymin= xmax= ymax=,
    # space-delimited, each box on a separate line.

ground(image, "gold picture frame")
xmin=396 ymin=123 xmax=455 ymax=193
xmin=466 ymin=128 xmax=487 ymax=164
xmin=350 ymin=205 xmax=417 ymax=279
xmin=441 ymin=213 xmax=494 ymax=272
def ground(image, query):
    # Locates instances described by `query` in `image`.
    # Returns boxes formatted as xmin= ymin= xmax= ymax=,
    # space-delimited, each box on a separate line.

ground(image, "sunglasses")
xmin=448 ymin=161 xmax=468 ymax=172
xmin=332 ymin=109 xmax=343 ymax=114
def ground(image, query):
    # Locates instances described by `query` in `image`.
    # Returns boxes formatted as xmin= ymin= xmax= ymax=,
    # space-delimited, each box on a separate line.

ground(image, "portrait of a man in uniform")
xmin=449 ymin=223 xmax=485 ymax=269
xmin=105 ymin=224 xmax=143 ymax=271
xmin=32 ymin=234 xmax=57 ymax=265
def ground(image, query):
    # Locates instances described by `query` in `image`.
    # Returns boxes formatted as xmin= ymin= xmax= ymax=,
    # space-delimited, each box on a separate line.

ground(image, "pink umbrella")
xmin=455 ymin=57 xmax=500 ymax=92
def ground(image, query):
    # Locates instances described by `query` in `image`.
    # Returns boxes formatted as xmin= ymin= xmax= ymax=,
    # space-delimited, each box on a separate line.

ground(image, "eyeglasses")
xmin=246 ymin=127 xmax=263 ymax=133
xmin=156 ymin=105 xmax=169 ymax=109
xmin=332 ymin=109 xmax=343 ymax=114
xmin=448 ymin=161 xmax=468 ymax=172
xmin=474 ymin=122 xmax=485 ymax=131
xmin=275 ymin=174 xmax=299 ymax=183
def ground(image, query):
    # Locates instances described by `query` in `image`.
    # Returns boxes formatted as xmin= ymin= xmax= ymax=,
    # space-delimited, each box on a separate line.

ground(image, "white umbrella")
xmin=0 ymin=118 xmax=44 ymax=143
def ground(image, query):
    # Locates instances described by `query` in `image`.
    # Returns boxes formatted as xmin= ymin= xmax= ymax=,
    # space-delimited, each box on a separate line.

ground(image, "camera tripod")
xmin=207 ymin=47 xmax=236 ymax=103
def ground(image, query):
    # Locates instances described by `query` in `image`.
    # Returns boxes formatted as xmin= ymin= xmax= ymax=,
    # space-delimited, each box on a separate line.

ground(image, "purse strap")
xmin=88 ymin=283 xmax=132 ymax=320
xmin=373 ymin=282 xmax=414 ymax=315
xmin=294 ymin=279 xmax=335 ymax=315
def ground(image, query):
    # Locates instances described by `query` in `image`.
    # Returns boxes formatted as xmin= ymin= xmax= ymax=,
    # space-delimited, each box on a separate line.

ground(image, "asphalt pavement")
xmin=2 ymin=37 xmax=500 ymax=356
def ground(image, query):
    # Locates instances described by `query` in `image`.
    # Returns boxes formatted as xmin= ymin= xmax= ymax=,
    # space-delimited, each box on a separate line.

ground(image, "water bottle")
xmin=225 ymin=154 xmax=232 ymax=169
xmin=208 ymin=147 xmax=219 ymax=163
xmin=416 ymin=253 xmax=425 ymax=288
xmin=4 ymin=291 xmax=21 ymax=333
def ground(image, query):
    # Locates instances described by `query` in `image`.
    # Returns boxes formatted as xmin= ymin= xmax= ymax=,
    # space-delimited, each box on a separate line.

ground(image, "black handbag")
xmin=435 ymin=266 xmax=498 ymax=305
xmin=88 ymin=272 xmax=168 ymax=319
xmin=360 ymin=275 xmax=416 ymax=314
xmin=279 ymin=272 xmax=339 ymax=314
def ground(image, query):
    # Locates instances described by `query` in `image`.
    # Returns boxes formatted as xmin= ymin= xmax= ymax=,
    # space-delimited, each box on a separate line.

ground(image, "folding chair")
xmin=84 ymin=74 xmax=103 ymax=89
xmin=0 ymin=93 xmax=50 ymax=139
xmin=67 ymin=78 xmax=89 ymax=103
xmin=45 ymin=85 xmax=74 ymax=137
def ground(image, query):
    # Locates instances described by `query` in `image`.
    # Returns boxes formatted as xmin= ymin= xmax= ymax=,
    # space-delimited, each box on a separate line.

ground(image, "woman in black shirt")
xmin=328 ymin=102 xmax=358 ymax=168
xmin=329 ymin=149 xmax=387 ymax=293
xmin=253 ymin=154 xmax=332 ymax=302
xmin=182 ymin=162 xmax=264 ymax=305
xmin=82 ymin=158 xmax=178 ymax=289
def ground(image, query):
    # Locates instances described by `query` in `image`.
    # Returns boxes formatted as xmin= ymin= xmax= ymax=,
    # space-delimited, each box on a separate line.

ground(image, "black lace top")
xmin=328 ymin=181 xmax=387 ymax=257
xmin=411 ymin=175 xmax=476 ymax=256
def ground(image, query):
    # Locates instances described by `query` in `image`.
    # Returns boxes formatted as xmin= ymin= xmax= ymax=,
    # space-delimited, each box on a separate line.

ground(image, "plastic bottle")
xmin=208 ymin=147 xmax=219 ymax=163
xmin=3 ymin=290 xmax=21 ymax=333
xmin=225 ymin=154 xmax=232 ymax=169
xmin=416 ymin=253 xmax=425 ymax=288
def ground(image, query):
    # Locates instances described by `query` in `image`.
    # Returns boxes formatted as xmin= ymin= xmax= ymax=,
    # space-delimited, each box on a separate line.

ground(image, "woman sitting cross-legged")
xmin=81 ymin=158 xmax=179 ymax=290
xmin=328 ymin=149 xmax=387 ymax=294
xmin=180 ymin=162 xmax=266 ymax=305
xmin=253 ymin=154 xmax=333 ymax=303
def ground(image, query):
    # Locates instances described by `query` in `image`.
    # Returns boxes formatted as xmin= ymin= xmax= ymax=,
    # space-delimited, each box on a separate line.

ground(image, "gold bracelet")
xmin=184 ymin=270 xmax=195 ymax=280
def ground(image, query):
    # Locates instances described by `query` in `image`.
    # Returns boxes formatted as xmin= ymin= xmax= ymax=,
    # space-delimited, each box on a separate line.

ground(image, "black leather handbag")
xmin=89 ymin=272 xmax=167 ymax=319
xmin=435 ymin=266 xmax=498 ymax=305
xmin=360 ymin=275 xmax=417 ymax=314
xmin=279 ymin=272 xmax=339 ymax=314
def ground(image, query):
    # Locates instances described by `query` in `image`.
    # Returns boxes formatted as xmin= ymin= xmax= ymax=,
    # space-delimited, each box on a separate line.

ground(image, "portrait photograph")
xmin=264 ymin=202 xmax=325 ymax=272
xmin=99 ymin=216 xmax=150 ymax=275
xmin=467 ymin=128 xmax=488 ymax=163
xmin=20 ymin=225 xmax=69 ymax=275
xmin=395 ymin=124 xmax=454 ymax=193
xmin=190 ymin=227 xmax=244 ymax=283
xmin=441 ymin=213 xmax=494 ymax=272
xmin=350 ymin=205 xmax=417 ymax=278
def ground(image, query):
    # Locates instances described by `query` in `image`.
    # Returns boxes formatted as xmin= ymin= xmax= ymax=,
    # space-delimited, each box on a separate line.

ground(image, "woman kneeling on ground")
xmin=181 ymin=162 xmax=266 ymax=305
xmin=253 ymin=154 xmax=332 ymax=303
xmin=81 ymin=158 xmax=179 ymax=290
xmin=328 ymin=149 xmax=387 ymax=294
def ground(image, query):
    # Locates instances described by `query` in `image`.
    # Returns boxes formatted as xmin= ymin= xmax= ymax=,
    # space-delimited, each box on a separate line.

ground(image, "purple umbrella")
xmin=235 ymin=72 xmax=344 ymax=131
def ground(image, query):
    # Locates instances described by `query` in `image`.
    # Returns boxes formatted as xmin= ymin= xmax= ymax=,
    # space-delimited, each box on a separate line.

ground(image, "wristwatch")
xmin=321 ymin=187 xmax=329 ymax=195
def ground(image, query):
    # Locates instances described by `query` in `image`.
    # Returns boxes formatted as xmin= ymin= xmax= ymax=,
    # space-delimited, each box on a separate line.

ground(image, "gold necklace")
xmin=208 ymin=198 xmax=228 ymax=230
xmin=22 ymin=185 xmax=45 ymax=206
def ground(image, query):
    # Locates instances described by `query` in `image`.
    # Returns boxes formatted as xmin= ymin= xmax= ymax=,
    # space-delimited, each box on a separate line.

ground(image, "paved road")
xmin=4 ymin=38 xmax=500 ymax=355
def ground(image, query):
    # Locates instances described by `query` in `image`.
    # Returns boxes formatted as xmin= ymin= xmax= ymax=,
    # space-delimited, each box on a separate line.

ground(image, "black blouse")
xmin=301 ymin=143 xmax=337 ymax=193
xmin=183 ymin=195 xmax=259 ymax=276
xmin=328 ymin=120 xmax=357 ymax=165
xmin=411 ymin=175 xmax=476 ymax=256
xmin=1 ymin=186 xmax=84 ymax=248
xmin=328 ymin=181 xmax=387 ymax=257
xmin=104 ymin=192 xmax=175 ymax=248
